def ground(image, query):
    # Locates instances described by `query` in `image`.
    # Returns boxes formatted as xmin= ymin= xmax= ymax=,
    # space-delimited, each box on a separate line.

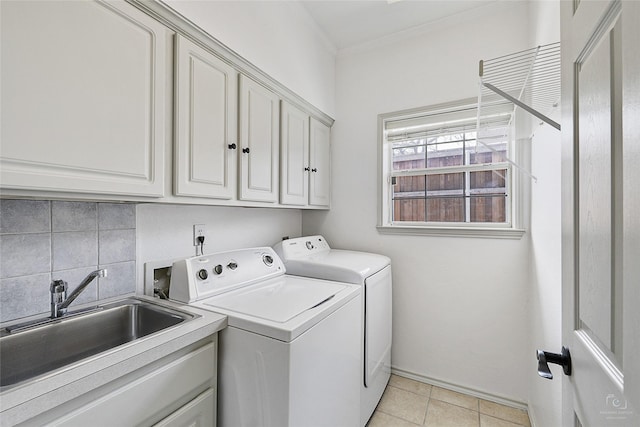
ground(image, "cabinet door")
xmin=238 ymin=75 xmax=279 ymax=202
xmin=280 ymin=102 xmax=310 ymax=206
xmin=46 ymin=342 xmax=216 ymax=426
xmin=174 ymin=34 xmax=238 ymax=199
xmin=154 ymin=389 xmax=215 ymax=427
xmin=309 ymin=118 xmax=331 ymax=207
xmin=0 ymin=0 xmax=168 ymax=197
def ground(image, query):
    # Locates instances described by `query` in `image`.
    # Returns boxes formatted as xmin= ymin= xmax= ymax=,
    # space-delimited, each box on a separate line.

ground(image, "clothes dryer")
xmin=169 ymin=247 xmax=361 ymax=427
xmin=273 ymin=236 xmax=392 ymax=426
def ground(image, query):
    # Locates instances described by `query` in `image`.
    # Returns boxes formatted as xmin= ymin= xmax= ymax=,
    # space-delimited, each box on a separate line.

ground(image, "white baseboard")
xmin=390 ymin=366 xmax=529 ymax=413
xmin=528 ymin=408 xmax=540 ymax=427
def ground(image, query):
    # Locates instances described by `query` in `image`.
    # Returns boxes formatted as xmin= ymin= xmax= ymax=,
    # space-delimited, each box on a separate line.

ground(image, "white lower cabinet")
xmin=24 ymin=340 xmax=217 ymax=427
xmin=0 ymin=0 xmax=169 ymax=198
xmin=154 ymin=389 xmax=215 ymax=427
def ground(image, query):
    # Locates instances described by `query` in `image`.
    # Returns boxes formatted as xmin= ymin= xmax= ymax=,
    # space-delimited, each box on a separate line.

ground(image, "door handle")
xmin=536 ymin=346 xmax=571 ymax=379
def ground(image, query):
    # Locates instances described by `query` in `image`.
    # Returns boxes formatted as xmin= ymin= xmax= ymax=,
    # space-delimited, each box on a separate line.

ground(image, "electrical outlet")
xmin=193 ymin=224 xmax=206 ymax=246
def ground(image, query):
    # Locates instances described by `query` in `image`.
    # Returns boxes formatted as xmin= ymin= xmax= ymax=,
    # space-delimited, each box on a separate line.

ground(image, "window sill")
xmin=376 ymin=225 xmax=525 ymax=239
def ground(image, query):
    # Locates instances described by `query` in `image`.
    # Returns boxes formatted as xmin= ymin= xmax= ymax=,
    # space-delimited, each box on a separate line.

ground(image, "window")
xmin=378 ymin=98 xmax=525 ymax=238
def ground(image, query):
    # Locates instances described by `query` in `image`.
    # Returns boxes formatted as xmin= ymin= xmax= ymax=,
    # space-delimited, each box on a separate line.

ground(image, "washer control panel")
xmin=169 ymin=247 xmax=285 ymax=303
xmin=273 ymin=235 xmax=331 ymax=260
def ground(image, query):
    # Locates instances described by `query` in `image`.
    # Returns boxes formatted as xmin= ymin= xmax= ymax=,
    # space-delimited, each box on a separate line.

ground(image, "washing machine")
xmin=273 ymin=236 xmax=392 ymax=426
xmin=169 ymin=247 xmax=361 ymax=427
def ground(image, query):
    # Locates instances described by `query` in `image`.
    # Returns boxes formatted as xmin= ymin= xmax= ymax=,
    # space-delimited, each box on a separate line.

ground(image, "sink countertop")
xmin=0 ymin=295 xmax=227 ymax=426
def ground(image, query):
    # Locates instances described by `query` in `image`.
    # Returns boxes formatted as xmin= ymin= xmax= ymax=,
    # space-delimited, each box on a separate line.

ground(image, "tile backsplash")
xmin=0 ymin=200 xmax=136 ymax=322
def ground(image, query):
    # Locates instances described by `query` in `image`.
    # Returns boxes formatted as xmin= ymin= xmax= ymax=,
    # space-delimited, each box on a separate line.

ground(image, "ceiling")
xmin=299 ymin=0 xmax=498 ymax=51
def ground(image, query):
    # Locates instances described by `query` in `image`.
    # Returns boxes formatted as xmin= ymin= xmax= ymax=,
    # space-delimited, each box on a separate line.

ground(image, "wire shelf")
xmin=475 ymin=42 xmax=561 ymax=182
xmin=479 ymin=42 xmax=561 ymax=131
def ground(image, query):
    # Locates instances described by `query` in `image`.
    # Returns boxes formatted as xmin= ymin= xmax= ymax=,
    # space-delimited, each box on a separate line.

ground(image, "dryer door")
xmin=364 ymin=265 xmax=392 ymax=387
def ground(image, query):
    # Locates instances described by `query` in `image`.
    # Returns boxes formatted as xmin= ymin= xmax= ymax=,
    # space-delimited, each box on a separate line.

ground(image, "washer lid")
xmin=202 ymin=275 xmax=347 ymax=323
xmin=283 ymin=249 xmax=391 ymax=284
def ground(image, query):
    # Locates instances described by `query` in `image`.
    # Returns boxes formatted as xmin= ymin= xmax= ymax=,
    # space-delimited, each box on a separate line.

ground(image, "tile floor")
xmin=366 ymin=375 xmax=531 ymax=427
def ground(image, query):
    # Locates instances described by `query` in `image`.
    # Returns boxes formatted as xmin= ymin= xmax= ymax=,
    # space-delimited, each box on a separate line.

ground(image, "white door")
xmin=238 ymin=75 xmax=280 ymax=203
xmin=174 ymin=34 xmax=238 ymax=199
xmin=309 ymin=118 xmax=331 ymax=207
xmin=560 ymin=1 xmax=640 ymax=425
xmin=280 ymin=101 xmax=309 ymax=206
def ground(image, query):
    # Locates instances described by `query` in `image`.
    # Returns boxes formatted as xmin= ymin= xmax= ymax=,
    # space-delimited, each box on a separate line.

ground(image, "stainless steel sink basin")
xmin=0 ymin=298 xmax=196 ymax=389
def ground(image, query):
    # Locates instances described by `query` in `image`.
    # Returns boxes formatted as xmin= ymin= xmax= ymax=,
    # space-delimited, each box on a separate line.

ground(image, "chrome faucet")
xmin=50 ymin=269 xmax=107 ymax=318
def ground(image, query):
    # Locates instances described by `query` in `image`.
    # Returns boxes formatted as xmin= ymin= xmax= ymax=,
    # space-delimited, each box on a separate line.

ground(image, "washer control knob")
xmin=227 ymin=261 xmax=238 ymax=270
xmin=213 ymin=264 xmax=223 ymax=275
xmin=263 ymin=254 xmax=274 ymax=266
xmin=197 ymin=269 xmax=208 ymax=280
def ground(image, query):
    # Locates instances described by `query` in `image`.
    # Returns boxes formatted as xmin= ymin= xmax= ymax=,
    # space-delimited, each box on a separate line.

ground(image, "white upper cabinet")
xmin=238 ymin=76 xmax=280 ymax=202
xmin=174 ymin=34 xmax=238 ymax=200
xmin=1 ymin=0 xmax=332 ymax=208
xmin=0 ymin=0 xmax=169 ymax=197
xmin=280 ymin=103 xmax=331 ymax=207
xmin=309 ymin=118 xmax=331 ymax=207
xmin=280 ymin=102 xmax=310 ymax=206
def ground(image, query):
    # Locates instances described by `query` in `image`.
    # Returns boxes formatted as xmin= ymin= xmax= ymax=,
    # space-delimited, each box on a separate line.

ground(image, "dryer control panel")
xmin=273 ymin=235 xmax=331 ymax=260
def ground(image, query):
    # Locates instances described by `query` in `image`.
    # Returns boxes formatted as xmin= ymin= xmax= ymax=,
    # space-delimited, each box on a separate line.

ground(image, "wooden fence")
xmin=392 ymin=151 xmax=507 ymax=223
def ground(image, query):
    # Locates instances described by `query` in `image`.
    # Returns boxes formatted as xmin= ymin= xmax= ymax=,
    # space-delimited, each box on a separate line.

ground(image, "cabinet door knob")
xmin=304 ymin=167 xmax=310 ymax=171
xmin=242 ymin=147 xmax=250 ymax=154
xmin=311 ymin=168 xmax=317 ymax=172
xmin=228 ymin=143 xmax=237 ymax=149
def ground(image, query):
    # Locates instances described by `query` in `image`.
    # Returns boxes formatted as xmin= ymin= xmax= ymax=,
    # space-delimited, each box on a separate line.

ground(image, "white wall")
xmin=527 ymin=2 xmax=562 ymax=426
xmin=303 ymin=1 xmax=533 ymax=402
xmin=162 ymin=0 xmax=336 ymax=117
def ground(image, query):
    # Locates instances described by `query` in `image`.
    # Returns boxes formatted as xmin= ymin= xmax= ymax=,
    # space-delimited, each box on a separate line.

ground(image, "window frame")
xmin=377 ymin=97 xmax=526 ymax=239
